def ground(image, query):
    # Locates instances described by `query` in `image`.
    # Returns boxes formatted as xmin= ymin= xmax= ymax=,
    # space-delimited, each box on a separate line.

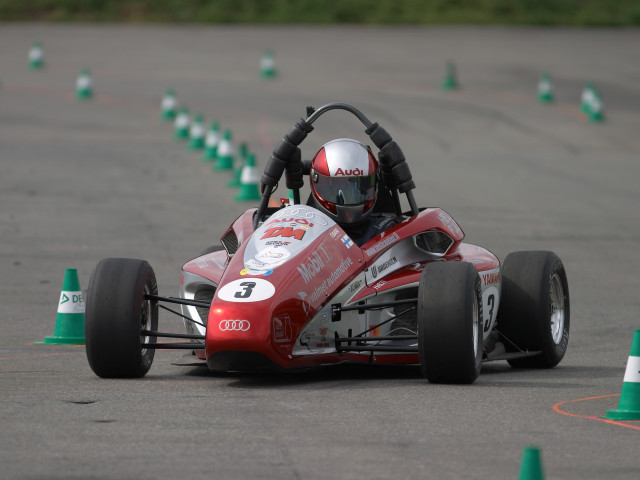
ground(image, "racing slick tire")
xmin=85 ymin=258 xmax=158 ymax=378
xmin=497 ymin=251 xmax=570 ymax=369
xmin=417 ymin=261 xmax=483 ymax=384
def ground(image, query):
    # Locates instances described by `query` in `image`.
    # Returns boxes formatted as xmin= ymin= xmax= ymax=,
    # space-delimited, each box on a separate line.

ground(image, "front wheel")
xmin=85 ymin=258 xmax=158 ymax=378
xmin=497 ymin=251 xmax=570 ymax=368
xmin=417 ymin=261 xmax=483 ymax=384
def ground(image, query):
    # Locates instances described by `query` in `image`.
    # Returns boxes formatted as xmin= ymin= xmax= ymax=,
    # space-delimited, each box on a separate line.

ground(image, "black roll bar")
xmin=253 ymin=102 xmax=419 ymax=229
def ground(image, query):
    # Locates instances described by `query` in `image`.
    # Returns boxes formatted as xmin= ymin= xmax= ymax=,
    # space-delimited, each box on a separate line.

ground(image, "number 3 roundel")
xmin=217 ymin=278 xmax=276 ymax=303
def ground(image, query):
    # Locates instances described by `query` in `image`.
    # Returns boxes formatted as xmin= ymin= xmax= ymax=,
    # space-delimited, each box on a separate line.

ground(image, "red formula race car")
xmin=85 ymin=102 xmax=570 ymax=384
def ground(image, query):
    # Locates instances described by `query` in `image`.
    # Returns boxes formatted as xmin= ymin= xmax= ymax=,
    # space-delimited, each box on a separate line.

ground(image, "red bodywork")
xmin=181 ymin=206 xmax=499 ymax=371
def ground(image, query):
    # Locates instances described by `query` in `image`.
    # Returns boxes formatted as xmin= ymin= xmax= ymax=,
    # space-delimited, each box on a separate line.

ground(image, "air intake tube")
xmin=365 ymin=122 xmax=418 ymax=215
xmin=254 ymin=118 xmax=314 ymax=229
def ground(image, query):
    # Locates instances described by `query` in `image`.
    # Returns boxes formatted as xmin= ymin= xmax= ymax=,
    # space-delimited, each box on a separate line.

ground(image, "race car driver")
xmin=309 ymin=138 xmax=399 ymax=246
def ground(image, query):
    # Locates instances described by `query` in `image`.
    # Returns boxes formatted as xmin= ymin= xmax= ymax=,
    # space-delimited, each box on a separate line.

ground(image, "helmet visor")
xmin=312 ymin=170 xmax=377 ymax=206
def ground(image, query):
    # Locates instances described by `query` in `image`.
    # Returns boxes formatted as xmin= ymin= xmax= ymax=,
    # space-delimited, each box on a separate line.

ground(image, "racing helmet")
xmin=310 ymin=138 xmax=378 ymax=225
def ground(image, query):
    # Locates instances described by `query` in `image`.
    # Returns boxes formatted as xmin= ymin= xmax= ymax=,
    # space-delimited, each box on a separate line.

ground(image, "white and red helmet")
xmin=310 ymin=138 xmax=378 ymax=225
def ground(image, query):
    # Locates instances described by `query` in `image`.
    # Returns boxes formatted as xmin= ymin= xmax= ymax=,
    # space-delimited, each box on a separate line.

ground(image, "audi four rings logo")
xmin=219 ymin=320 xmax=251 ymax=331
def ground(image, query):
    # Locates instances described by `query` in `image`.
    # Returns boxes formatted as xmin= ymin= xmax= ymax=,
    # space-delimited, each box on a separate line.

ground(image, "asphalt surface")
xmin=1 ymin=24 xmax=640 ymax=479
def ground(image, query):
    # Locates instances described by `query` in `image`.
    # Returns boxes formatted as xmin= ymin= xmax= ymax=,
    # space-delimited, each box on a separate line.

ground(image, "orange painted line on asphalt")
xmin=553 ymin=394 xmax=640 ymax=431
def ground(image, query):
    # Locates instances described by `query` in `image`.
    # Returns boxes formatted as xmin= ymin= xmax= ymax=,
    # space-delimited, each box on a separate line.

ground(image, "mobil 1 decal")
xmin=244 ymin=205 xmax=335 ymax=269
xmin=217 ymin=278 xmax=276 ymax=303
xmin=296 ymin=240 xmax=358 ymax=313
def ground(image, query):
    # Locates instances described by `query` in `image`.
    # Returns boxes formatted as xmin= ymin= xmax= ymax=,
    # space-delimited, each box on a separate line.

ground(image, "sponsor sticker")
xmin=261 ymin=226 xmax=307 ymax=241
xmin=365 ymin=232 xmax=400 ymax=257
xmin=240 ymin=267 xmax=273 ymax=277
xmin=297 ymin=245 xmax=332 ymax=284
xmin=255 ymin=246 xmax=291 ymax=266
xmin=58 ymin=291 xmax=85 ymax=314
xmin=273 ymin=315 xmax=293 ymax=343
xmin=437 ymin=211 xmax=462 ymax=236
xmin=482 ymin=270 xmax=501 ymax=286
xmin=347 ymin=278 xmax=363 ymax=293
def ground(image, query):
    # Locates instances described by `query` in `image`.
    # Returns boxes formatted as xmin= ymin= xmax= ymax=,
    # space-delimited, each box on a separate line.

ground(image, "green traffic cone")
xmin=75 ymin=68 xmax=93 ymax=100
xmin=37 ymin=269 xmax=85 ymax=345
xmin=441 ymin=61 xmax=458 ymax=91
xmin=214 ymin=129 xmax=234 ymax=171
xmin=202 ymin=121 xmax=220 ymax=161
xmin=537 ymin=73 xmax=554 ymax=103
xmin=160 ymin=88 xmax=177 ymax=121
xmin=28 ymin=41 xmax=44 ymax=70
xmin=580 ymin=84 xmax=596 ymax=114
xmin=235 ymin=153 xmax=261 ymax=201
xmin=188 ymin=114 xmax=205 ymax=150
xmin=518 ymin=446 xmax=544 ymax=480
xmin=587 ymin=90 xmax=605 ymax=123
xmin=605 ymin=330 xmax=640 ymax=420
xmin=174 ymin=107 xmax=190 ymax=140
xmin=228 ymin=142 xmax=248 ymax=187
xmin=260 ymin=49 xmax=277 ymax=78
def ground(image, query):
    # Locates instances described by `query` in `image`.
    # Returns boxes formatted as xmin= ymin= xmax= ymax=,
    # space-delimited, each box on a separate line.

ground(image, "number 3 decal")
xmin=234 ymin=281 xmax=256 ymax=299
xmin=485 ymin=294 xmax=495 ymax=332
xmin=217 ymin=278 xmax=275 ymax=303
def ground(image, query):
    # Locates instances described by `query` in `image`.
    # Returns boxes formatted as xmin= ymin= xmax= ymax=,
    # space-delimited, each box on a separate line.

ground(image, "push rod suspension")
xmin=140 ymin=330 xmax=205 ymax=340
xmin=144 ymin=293 xmax=211 ymax=309
xmin=333 ymin=298 xmax=417 ymax=313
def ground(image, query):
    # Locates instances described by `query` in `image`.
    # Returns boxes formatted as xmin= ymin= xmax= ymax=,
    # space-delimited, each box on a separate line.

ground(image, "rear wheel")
xmin=85 ymin=258 xmax=158 ymax=378
xmin=497 ymin=251 xmax=570 ymax=368
xmin=417 ymin=261 xmax=483 ymax=384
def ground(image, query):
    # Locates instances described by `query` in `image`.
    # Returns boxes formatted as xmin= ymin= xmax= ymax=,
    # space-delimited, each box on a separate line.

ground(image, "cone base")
xmin=235 ymin=191 xmax=261 ymax=201
xmin=76 ymin=91 xmax=93 ymax=100
xmin=188 ymin=141 xmax=205 ymax=150
xmin=214 ymin=158 xmax=233 ymax=170
xmin=605 ymin=409 xmax=640 ymax=420
xmin=227 ymin=169 xmax=242 ymax=187
xmin=36 ymin=336 xmax=85 ymax=346
xmin=202 ymin=148 xmax=217 ymax=161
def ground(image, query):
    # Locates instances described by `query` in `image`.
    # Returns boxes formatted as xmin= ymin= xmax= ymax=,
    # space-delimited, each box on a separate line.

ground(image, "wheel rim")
xmin=472 ymin=291 xmax=479 ymax=357
xmin=549 ymin=273 xmax=565 ymax=344
xmin=140 ymin=285 xmax=153 ymax=355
